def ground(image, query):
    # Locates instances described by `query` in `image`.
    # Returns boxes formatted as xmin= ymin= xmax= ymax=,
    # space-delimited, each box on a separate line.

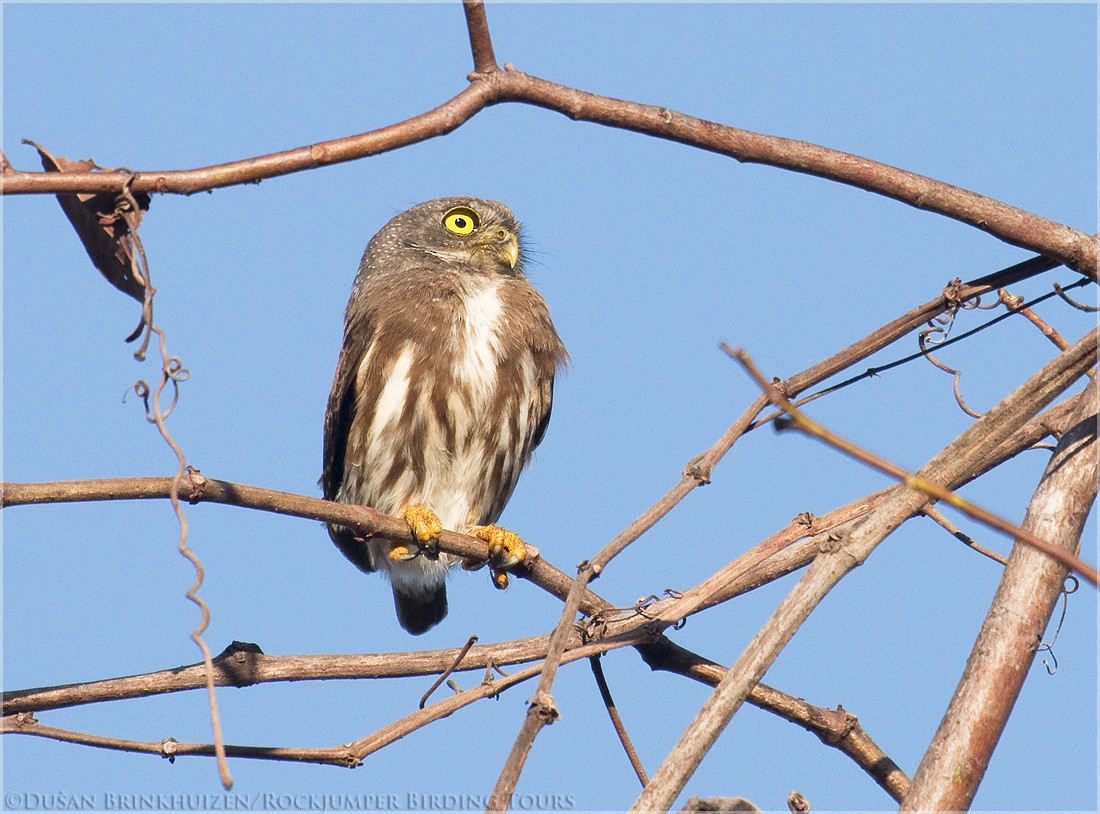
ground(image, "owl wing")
xmin=530 ymin=373 xmax=555 ymax=453
xmin=321 ymin=307 xmax=378 ymax=573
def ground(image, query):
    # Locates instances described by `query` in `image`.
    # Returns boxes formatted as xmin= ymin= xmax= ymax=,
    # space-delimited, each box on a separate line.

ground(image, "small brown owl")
xmin=322 ymin=198 xmax=568 ymax=634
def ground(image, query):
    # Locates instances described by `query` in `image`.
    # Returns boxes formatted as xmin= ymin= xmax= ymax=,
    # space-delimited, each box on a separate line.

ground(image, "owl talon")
xmin=402 ymin=504 xmax=444 ymax=542
xmin=468 ymin=525 xmax=528 ymax=589
xmin=388 ymin=505 xmax=445 ymax=562
xmin=388 ymin=544 xmax=418 ymax=562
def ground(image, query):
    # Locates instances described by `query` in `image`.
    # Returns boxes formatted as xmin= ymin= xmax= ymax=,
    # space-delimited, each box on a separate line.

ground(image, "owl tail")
xmin=393 ymin=585 xmax=448 ymax=635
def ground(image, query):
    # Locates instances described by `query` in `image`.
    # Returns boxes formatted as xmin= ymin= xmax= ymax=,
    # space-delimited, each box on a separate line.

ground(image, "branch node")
xmin=214 ymin=640 xmax=265 ymax=687
xmin=528 ymin=692 xmax=560 ymax=724
xmin=787 ymin=790 xmax=811 ymax=813
xmin=184 ymin=466 xmax=207 ymax=504
xmin=681 ymin=796 xmax=761 ymax=812
xmin=684 ymin=452 xmax=713 ymax=485
xmin=817 ymin=531 xmax=843 ymax=554
xmin=942 ymin=277 xmax=966 ymax=308
xmin=817 ymin=705 xmax=858 ymax=745
xmin=795 ymin=511 xmax=816 ymax=530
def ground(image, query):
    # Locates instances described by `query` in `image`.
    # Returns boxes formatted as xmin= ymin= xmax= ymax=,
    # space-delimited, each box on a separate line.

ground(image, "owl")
xmin=322 ymin=198 xmax=568 ymax=633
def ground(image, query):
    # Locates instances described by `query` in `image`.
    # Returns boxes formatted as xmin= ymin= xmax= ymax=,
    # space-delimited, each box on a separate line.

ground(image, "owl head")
xmin=365 ymin=197 xmax=523 ymax=276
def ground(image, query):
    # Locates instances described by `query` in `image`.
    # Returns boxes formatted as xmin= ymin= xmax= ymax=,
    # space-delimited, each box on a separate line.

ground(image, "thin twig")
xmin=590 ymin=656 xmax=648 ymax=787
xmin=1053 ymin=281 xmax=1099 ymax=312
xmin=920 ymin=506 xmax=1008 ymax=567
xmin=420 ymin=636 xmax=478 ymax=709
xmin=121 ymin=208 xmax=232 ymax=790
xmin=1000 ymin=288 xmax=1069 ymax=352
xmin=752 ymin=276 xmax=1093 ymax=431
xmin=4 ymin=637 xmax=548 ymax=715
xmin=726 ymin=345 xmax=1097 ymax=585
xmin=4 ymin=713 xmax=360 ymax=768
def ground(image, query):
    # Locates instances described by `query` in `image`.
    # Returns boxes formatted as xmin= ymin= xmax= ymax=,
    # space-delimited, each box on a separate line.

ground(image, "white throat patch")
xmin=457 ymin=278 xmax=503 ymax=391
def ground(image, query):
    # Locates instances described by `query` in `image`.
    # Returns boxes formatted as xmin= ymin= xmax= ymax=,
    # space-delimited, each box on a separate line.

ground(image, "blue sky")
xmin=3 ymin=3 xmax=1097 ymax=811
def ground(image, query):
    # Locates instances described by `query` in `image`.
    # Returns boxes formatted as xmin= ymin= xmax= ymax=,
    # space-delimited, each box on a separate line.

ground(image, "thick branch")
xmin=483 ymin=69 xmax=1096 ymax=277
xmin=463 ymin=0 xmax=499 ymax=72
xmin=4 ymin=632 xmax=644 ymax=770
xmin=5 ymin=71 xmax=1092 ymax=275
xmin=902 ymin=377 xmax=1099 ymax=810
xmin=4 ymin=637 xmax=551 ymax=716
xmin=633 ymin=328 xmax=1097 ymax=810
xmin=0 ymin=475 xmax=611 ymax=619
xmin=638 ymin=639 xmax=911 ymax=803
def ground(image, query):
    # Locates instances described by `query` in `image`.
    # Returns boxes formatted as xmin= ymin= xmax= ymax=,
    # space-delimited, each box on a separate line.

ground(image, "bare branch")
xmin=343 ymin=632 xmax=650 ymax=767
xmin=590 ymin=656 xmax=649 ymax=787
xmin=481 ymin=254 xmax=1071 ymax=808
xmin=902 ymin=376 xmax=1099 ymax=810
xmin=0 ymin=474 xmax=613 ymax=618
xmin=419 ymin=635 xmax=480 ymax=709
xmin=765 ymin=257 xmax=1080 ymax=429
xmin=463 ymin=0 xmax=499 ymax=73
xmin=4 ymin=713 xmax=361 ymax=768
xmin=8 ymin=631 xmax=650 ymax=770
xmin=728 ymin=345 xmax=1097 ymax=585
xmin=6 ymin=78 xmax=1092 ymax=275
xmin=485 ymin=70 xmax=1096 ymax=278
xmin=633 ymin=327 xmax=1098 ymax=810
xmin=4 ymin=637 xmax=556 ymax=716
xmin=638 ymin=639 xmax=911 ymax=803
xmin=920 ymin=505 xmax=1008 ymax=567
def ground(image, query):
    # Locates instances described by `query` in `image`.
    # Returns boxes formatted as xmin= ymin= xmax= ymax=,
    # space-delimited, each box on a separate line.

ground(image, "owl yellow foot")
xmin=389 ymin=504 xmax=444 ymax=562
xmin=388 ymin=543 xmax=417 ymax=562
xmin=468 ymin=524 xmax=528 ymax=590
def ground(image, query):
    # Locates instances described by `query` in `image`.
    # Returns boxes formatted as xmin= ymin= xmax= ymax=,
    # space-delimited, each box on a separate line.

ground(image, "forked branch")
xmin=633 ymin=328 xmax=1097 ymax=810
xmin=3 ymin=3 xmax=1093 ymax=278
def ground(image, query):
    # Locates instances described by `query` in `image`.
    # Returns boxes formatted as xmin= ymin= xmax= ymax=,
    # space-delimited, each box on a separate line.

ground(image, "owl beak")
xmin=475 ymin=228 xmax=519 ymax=270
xmin=495 ymin=229 xmax=520 ymax=270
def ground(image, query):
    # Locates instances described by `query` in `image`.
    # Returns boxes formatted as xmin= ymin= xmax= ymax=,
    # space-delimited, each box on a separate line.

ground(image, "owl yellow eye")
xmin=442 ymin=206 xmax=480 ymax=236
